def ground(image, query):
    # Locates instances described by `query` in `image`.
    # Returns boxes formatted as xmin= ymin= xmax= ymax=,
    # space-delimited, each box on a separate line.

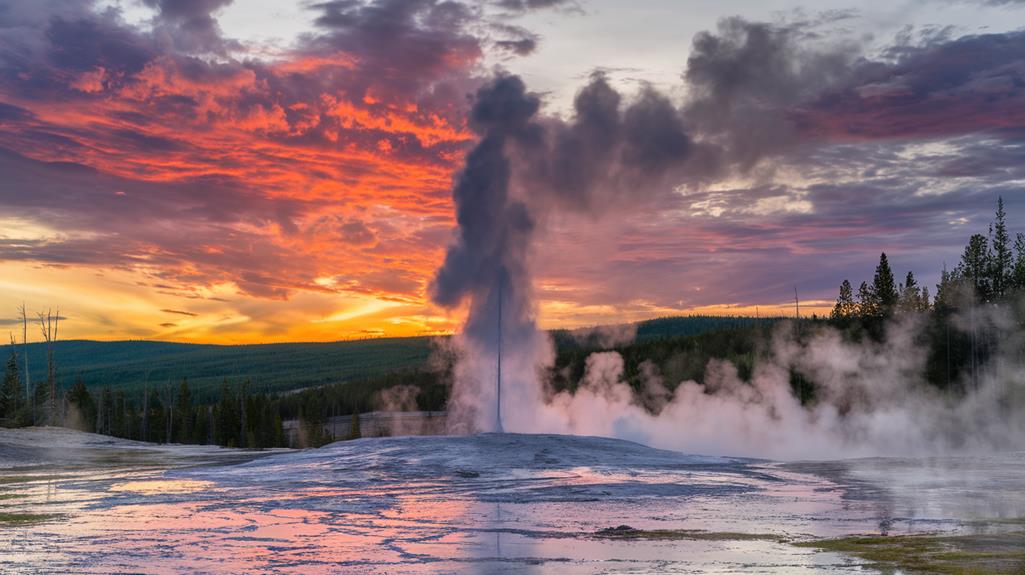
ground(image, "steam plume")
xmin=431 ymin=73 xmax=702 ymax=433
xmin=540 ymin=309 xmax=1025 ymax=459
xmin=430 ymin=19 xmax=1025 ymax=457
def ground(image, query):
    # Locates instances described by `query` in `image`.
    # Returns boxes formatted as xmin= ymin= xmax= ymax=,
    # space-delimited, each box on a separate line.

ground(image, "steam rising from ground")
xmin=429 ymin=21 xmax=1025 ymax=458
xmin=537 ymin=310 xmax=1025 ymax=459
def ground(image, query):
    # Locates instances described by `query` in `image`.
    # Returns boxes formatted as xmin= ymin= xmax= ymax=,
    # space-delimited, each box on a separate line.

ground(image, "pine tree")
xmin=66 ymin=379 xmax=96 ymax=432
xmin=989 ymin=197 xmax=1013 ymax=298
xmin=1014 ymin=232 xmax=1025 ymax=293
xmin=831 ymin=280 xmax=856 ymax=321
xmin=98 ymin=387 xmax=114 ymax=435
xmin=348 ymin=411 xmax=362 ymax=440
xmin=214 ymin=380 xmax=240 ymax=447
xmin=898 ymin=271 xmax=923 ymax=313
xmin=958 ymin=234 xmax=991 ymax=302
xmin=176 ymin=378 xmax=192 ymax=444
xmin=1 ymin=349 xmax=21 ymax=424
xmin=856 ymin=281 xmax=875 ymax=318
xmin=872 ymin=253 xmax=899 ymax=315
xmin=299 ymin=393 xmax=329 ymax=447
xmin=147 ymin=390 xmax=166 ymax=444
xmin=934 ymin=264 xmax=956 ymax=310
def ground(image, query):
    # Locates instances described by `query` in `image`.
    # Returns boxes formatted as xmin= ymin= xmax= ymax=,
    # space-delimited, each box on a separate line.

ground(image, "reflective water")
xmin=1 ymin=432 xmax=1022 ymax=574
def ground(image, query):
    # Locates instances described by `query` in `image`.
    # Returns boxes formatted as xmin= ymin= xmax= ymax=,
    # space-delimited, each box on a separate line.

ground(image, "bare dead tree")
xmin=18 ymin=304 xmax=30 ymax=424
xmin=4 ymin=333 xmax=15 ymax=420
xmin=37 ymin=307 xmax=59 ymax=426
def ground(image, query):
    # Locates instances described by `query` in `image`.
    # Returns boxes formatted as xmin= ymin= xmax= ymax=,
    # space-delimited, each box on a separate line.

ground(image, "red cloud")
xmin=0 ymin=0 xmax=479 ymax=304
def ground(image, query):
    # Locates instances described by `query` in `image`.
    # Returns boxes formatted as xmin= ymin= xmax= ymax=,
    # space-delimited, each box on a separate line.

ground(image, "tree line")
xmin=830 ymin=198 xmax=1025 ymax=323
xmin=0 ymin=302 xmax=287 ymax=447
xmin=3 ymin=199 xmax=1019 ymax=446
xmin=1 ymin=363 xmax=289 ymax=448
xmin=828 ymin=197 xmax=1025 ymax=390
xmin=0 ymin=307 xmax=63 ymax=429
xmin=0 ymin=336 xmax=440 ymax=447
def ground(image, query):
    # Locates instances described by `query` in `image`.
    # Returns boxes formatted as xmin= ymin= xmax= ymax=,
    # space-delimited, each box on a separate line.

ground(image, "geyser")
xmin=430 ymin=71 xmax=1025 ymax=459
xmin=430 ymin=73 xmax=700 ymax=435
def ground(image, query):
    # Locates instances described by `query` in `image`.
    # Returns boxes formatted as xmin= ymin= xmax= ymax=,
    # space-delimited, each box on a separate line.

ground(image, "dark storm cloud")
xmin=494 ymin=0 xmax=578 ymax=13
xmin=494 ymin=37 xmax=536 ymax=55
xmin=0 ymin=101 xmax=34 ymax=121
xmin=491 ymin=23 xmax=540 ymax=56
xmin=682 ymin=17 xmax=858 ymax=168
xmin=799 ymin=30 xmax=1025 ymax=141
xmin=143 ymin=0 xmax=238 ymax=54
xmin=45 ymin=16 xmax=155 ymax=74
xmin=934 ymin=138 xmax=1025 ymax=180
xmin=308 ymin=0 xmax=481 ymax=99
xmin=678 ymin=17 xmax=1025 ymax=167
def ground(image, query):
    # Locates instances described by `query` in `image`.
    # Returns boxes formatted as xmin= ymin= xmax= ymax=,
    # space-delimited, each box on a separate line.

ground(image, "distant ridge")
xmin=9 ymin=315 xmax=781 ymax=399
xmin=13 ymin=337 xmax=433 ymax=400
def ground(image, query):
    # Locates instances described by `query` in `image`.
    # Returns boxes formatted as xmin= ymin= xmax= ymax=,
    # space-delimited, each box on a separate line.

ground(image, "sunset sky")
xmin=1 ymin=0 xmax=1024 ymax=343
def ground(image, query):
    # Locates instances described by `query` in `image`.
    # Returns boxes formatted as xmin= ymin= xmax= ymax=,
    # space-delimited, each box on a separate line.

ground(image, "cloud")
xmin=798 ymin=30 xmax=1025 ymax=141
xmin=491 ymin=23 xmax=540 ymax=56
xmin=0 ymin=0 xmax=498 ymax=303
xmin=494 ymin=0 xmax=578 ymax=13
xmin=160 ymin=308 xmax=197 ymax=316
xmin=143 ymin=0 xmax=238 ymax=55
xmin=433 ymin=15 xmax=1025 ymax=346
xmin=1 ymin=3 xmax=1024 ymax=342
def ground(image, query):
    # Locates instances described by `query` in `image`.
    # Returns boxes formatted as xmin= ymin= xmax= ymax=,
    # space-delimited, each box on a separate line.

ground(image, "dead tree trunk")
xmin=37 ymin=307 xmax=59 ymax=426
xmin=19 ymin=304 xmax=30 ymax=424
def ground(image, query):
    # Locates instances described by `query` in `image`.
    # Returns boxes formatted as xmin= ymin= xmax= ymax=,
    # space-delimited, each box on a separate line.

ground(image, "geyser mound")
xmin=195 ymin=433 xmax=747 ymax=503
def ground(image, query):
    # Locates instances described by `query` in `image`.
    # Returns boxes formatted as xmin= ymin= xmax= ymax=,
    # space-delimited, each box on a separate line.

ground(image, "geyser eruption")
xmin=430 ymin=77 xmax=545 ymax=434
xmin=431 ymin=74 xmax=700 ymax=434
xmin=430 ymin=25 xmax=1025 ymax=456
xmin=430 ymin=17 xmax=859 ymax=436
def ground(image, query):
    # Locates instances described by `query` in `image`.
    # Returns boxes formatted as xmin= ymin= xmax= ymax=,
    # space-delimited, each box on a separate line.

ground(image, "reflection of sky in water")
xmin=109 ymin=480 xmax=214 ymax=495
xmin=0 ymin=435 xmax=1022 ymax=574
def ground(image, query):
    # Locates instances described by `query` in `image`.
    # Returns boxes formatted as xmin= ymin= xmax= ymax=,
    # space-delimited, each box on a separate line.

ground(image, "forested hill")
xmin=10 ymin=315 xmax=780 ymax=400
xmin=14 ymin=338 xmax=433 ymax=401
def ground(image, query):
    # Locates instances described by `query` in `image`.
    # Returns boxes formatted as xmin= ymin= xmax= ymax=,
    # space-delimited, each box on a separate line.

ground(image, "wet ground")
xmin=0 ymin=428 xmax=1023 ymax=574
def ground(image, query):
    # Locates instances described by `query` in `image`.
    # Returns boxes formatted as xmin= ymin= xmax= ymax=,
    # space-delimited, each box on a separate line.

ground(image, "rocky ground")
xmin=0 ymin=428 xmax=1022 ymax=574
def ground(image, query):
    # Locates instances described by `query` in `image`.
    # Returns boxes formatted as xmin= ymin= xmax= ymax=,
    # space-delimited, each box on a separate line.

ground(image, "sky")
xmin=0 ymin=0 xmax=1023 ymax=343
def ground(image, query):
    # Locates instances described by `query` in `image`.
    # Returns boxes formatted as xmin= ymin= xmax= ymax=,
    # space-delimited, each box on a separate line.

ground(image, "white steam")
xmin=442 ymin=303 xmax=1025 ymax=460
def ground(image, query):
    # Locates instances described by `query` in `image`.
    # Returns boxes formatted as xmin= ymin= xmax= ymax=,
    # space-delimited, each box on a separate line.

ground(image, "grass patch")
xmin=594 ymin=525 xmax=780 ymax=542
xmin=0 ymin=512 xmax=56 ymax=526
xmin=796 ymin=532 xmax=1025 ymax=574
